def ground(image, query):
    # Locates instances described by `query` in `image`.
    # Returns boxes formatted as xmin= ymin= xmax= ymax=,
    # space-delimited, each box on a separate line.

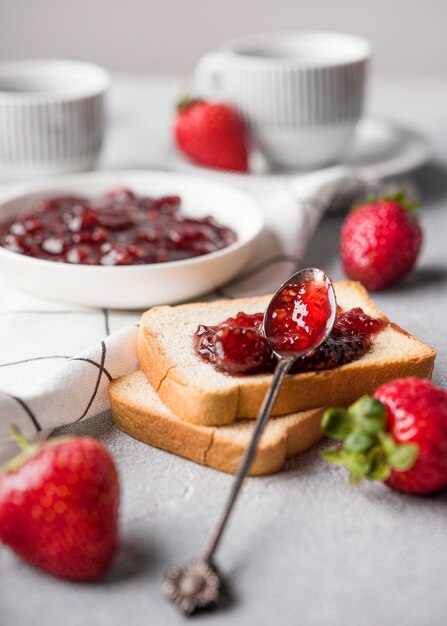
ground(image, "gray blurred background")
xmin=1 ymin=0 xmax=446 ymax=75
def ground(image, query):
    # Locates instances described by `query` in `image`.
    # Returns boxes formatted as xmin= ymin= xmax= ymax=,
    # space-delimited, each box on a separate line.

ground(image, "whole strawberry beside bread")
xmin=322 ymin=377 xmax=447 ymax=495
xmin=0 ymin=433 xmax=119 ymax=580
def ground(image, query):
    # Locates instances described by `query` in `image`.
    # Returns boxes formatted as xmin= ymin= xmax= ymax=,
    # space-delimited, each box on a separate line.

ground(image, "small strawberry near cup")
xmin=321 ymin=377 xmax=447 ymax=495
xmin=340 ymin=192 xmax=423 ymax=291
xmin=0 ymin=429 xmax=120 ymax=580
xmin=174 ymin=98 xmax=249 ymax=172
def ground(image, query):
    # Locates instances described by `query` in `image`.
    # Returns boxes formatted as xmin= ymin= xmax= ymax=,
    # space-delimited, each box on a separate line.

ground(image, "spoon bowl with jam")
xmin=264 ymin=267 xmax=337 ymax=360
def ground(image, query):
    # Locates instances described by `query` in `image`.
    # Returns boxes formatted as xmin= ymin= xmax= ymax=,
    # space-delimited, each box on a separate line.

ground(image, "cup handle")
xmin=194 ymin=52 xmax=227 ymax=99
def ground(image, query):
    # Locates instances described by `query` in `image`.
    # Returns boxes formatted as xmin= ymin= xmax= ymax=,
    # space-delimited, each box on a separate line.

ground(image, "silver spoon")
xmin=163 ymin=267 xmax=337 ymax=615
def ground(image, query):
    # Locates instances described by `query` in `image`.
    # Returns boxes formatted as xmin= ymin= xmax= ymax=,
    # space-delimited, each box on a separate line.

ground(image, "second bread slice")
xmin=109 ymin=371 xmax=325 ymax=476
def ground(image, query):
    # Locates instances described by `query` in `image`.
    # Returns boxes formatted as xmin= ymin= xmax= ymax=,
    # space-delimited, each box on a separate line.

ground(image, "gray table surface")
xmin=1 ymin=74 xmax=447 ymax=626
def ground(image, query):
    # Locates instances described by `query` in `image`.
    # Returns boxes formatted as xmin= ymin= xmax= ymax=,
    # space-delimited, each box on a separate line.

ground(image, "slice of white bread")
xmin=109 ymin=370 xmax=325 ymax=475
xmin=138 ymin=281 xmax=436 ymax=426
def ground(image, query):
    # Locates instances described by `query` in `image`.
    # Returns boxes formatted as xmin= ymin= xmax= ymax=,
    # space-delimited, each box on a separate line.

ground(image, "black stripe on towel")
xmin=12 ymin=396 xmax=41 ymax=431
xmin=69 ymin=356 xmax=113 ymax=382
xmin=76 ymin=341 xmax=107 ymax=421
xmin=0 ymin=355 xmax=71 ymax=369
xmin=0 ymin=390 xmax=42 ymax=432
xmin=102 ymin=309 xmax=110 ymax=336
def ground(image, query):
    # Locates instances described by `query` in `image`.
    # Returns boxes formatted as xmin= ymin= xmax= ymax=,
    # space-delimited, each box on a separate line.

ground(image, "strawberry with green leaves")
xmin=340 ymin=193 xmax=423 ymax=291
xmin=0 ymin=431 xmax=120 ymax=580
xmin=322 ymin=377 xmax=447 ymax=495
xmin=174 ymin=98 xmax=249 ymax=172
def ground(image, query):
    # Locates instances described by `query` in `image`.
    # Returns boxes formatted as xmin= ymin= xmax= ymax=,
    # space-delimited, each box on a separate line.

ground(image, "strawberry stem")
xmin=177 ymin=96 xmax=201 ymax=112
xmin=10 ymin=424 xmax=30 ymax=451
xmin=353 ymin=191 xmax=419 ymax=215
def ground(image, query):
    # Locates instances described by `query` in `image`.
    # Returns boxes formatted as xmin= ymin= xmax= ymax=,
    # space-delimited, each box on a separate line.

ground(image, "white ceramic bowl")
xmin=0 ymin=171 xmax=263 ymax=308
xmin=0 ymin=59 xmax=109 ymax=182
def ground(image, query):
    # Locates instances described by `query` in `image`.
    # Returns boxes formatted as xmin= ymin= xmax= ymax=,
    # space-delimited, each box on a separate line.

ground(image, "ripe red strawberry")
xmin=321 ymin=377 xmax=447 ymax=495
xmin=340 ymin=193 xmax=422 ymax=291
xmin=174 ymin=99 xmax=249 ymax=172
xmin=0 ymin=433 xmax=119 ymax=580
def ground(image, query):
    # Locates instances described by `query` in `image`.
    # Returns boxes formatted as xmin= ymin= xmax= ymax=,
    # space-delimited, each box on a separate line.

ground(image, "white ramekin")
xmin=0 ymin=59 xmax=110 ymax=182
xmin=194 ymin=31 xmax=371 ymax=170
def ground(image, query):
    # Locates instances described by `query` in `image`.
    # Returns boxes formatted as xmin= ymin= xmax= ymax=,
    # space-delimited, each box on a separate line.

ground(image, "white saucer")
xmin=169 ymin=117 xmax=431 ymax=187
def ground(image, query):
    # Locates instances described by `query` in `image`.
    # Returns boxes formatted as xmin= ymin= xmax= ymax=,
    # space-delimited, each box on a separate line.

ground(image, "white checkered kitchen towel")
xmin=0 ymin=169 xmax=349 ymax=463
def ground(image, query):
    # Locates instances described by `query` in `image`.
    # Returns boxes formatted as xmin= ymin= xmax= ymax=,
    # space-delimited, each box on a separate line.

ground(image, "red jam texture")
xmin=0 ymin=187 xmax=237 ymax=265
xmin=264 ymin=278 xmax=333 ymax=355
xmin=194 ymin=307 xmax=386 ymax=375
xmin=195 ymin=312 xmax=276 ymax=375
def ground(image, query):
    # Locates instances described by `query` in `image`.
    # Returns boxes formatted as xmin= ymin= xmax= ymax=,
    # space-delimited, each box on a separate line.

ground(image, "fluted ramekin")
xmin=195 ymin=31 xmax=371 ymax=169
xmin=0 ymin=59 xmax=109 ymax=182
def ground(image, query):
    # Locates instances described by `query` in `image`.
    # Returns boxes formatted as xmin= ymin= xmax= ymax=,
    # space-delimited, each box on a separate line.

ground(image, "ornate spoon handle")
xmin=164 ymin=357 xmax=292 ymax=615
xmin=203 ymin=356 xmax=292 ymax=562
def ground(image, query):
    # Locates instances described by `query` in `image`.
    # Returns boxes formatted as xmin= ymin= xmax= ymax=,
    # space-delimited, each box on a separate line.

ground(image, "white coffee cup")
xmin=0 ymin=59 xmax=109 ymax=182
xmin=195 ymin=31 xmax=371 ymax=170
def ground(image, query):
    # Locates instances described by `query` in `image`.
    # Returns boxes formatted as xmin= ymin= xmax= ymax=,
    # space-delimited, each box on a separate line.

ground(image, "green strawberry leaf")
xmin=320 ymin=395 xmax=420 ymax=486
xmin=353 ymin=190 xmax=419 ymax=215
xmin=345 ymin=452 xmax=369 ymax=484
xmin=384 ymin=191 xmax=419 ymax=214
xmin=321 ymin=408 xmax=353 ymax=440
xmin=387 ymin=443 xmax=418 ymax=471
xmin=322 ymin=447 xmax=369 ymax=483
xmin=379 ymin=433 xmax=398 ymax=456
xmin=367 ymin=447 xmax=391 ymax=481
xmin=345 ymin=430 xmax=375 ymax=453
xmin=349 ymin=396 xmax=387 ymax=435
xmin=321 ymin=447 xmax=347 ymax=465
xmin=177 ymin=97 xmax=202 ymax=112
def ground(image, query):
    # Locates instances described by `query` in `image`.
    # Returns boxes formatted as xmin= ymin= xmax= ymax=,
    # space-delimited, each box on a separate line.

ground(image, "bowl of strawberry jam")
xmin=0 ymin=171 xmax=263 ymax=308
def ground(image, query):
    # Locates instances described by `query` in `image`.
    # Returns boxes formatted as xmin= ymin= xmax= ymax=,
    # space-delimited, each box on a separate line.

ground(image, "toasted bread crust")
xmin=137 ymin=324 xmax=174 ymax=394
xmin=109 ymin=371 xmax=324 ymax=475
xmin=137 ymin=281 xmax=436 ymax=426
xmin=110 ymin=375 xmax=213 ymax=466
